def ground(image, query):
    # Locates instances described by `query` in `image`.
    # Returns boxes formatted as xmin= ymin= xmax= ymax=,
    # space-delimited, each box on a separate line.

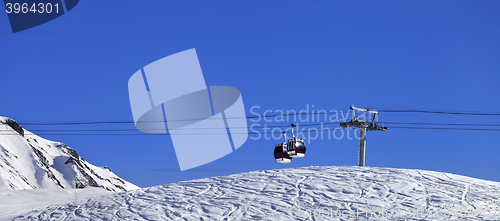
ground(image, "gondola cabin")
xmin=287 ymin=137 xmax=306 ymax=158
xmin=274 ymin=143 xmax=292 ymax=163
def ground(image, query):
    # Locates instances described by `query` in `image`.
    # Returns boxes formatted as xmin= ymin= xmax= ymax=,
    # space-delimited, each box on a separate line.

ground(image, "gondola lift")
xmin=273 ymin=124 xmax=307 ymax=163
xmin=286 ymin=124 xmax=306 ymax=158
xmin=274 ymin=131 xmax=292 ymax=163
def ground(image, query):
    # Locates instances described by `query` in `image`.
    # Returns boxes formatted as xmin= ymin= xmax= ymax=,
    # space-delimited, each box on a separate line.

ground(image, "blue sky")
xmin=1 ymin=1 xmax=499 ymax=187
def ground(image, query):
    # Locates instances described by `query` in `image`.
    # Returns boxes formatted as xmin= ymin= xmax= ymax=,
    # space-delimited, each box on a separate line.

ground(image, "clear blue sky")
xmin=1 ymin=1 xmax=499 ymax=187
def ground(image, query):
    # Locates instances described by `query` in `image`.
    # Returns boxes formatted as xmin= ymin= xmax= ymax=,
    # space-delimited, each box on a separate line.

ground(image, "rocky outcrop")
xmin=1 ymin=118 xmax=24 ymax=137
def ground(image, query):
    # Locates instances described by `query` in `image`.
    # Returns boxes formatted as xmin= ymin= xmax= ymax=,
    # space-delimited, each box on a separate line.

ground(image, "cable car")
xmin=286 ymin=124 xmax=306 ymax=158
xmin=274 ymin=143 xmax=292 ymax=163
xmin=274 ymin=132 xmax=292 ymax=163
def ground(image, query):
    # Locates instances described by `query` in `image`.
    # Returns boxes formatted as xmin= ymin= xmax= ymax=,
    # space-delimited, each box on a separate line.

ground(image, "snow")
xmin=0 ymin=188 xmax=113 ymax=221
xmin=1 ymin=116 xmax=499 ymax=220
xmin=0 ymin=116 xmax=139 ymax=192
xmin=9 ymin=166 xmax=500 ymax=220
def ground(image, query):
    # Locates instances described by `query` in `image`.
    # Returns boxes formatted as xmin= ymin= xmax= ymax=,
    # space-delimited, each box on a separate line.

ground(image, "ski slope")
xmin=11 ymin=166 xmax=500 ymax=220
xmin=0 ymin=187 xmax=114 ymax=220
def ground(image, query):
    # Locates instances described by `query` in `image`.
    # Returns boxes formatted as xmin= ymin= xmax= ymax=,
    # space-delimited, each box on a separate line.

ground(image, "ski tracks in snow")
xmin=232 ymin=172 xmax=278 ymax=221
xmin=416 ymin=170 xmax=431 ymax=214
xmin=462 ymin=181 xmax=477 ymax=210
xmin=218 ymin=205 xmax=237 ymax=221
xmin=291 ymin=175 xmax=312 ymax=221
xmin=292 ymin=176 xmax=308 ymax=207
xmin=11 ymin=166 xmax=500 ymax=221
xmin=175 ymin=183 xmax=212 ymax=221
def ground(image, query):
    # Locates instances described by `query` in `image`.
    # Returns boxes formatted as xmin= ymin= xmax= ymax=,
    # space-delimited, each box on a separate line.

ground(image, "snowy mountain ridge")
xmin=0 ymin=116 xmax=138 ymax=192
xmin=13 ymin=166 xmax=500 ymax=220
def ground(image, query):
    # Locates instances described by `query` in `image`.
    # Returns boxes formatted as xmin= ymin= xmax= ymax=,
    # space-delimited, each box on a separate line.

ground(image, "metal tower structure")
xmin=340 ymin=106 xmax=387 ymax=167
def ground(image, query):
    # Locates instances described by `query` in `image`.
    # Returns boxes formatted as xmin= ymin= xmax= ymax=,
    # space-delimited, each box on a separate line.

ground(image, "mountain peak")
xmin=0 ymin=116 xmax=138 ymax=191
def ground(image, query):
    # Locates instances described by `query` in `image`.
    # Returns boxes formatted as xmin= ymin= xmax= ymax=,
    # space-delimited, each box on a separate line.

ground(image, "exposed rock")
xmin=1 ymin=118 xmax=24 ymax=137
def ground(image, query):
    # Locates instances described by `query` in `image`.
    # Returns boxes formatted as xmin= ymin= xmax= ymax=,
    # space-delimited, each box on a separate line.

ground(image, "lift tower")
xmin=340 ymin=106 xmax=387 ymax=167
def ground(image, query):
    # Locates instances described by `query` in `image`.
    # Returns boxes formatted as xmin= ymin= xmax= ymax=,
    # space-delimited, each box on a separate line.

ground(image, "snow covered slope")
xmin=0 ymin=116 xmax=138 ymax=192
xmin=13 ymin=166 xmax=500 ymax=220
xmin=0 ymin=187 xmax=114 ymax=220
